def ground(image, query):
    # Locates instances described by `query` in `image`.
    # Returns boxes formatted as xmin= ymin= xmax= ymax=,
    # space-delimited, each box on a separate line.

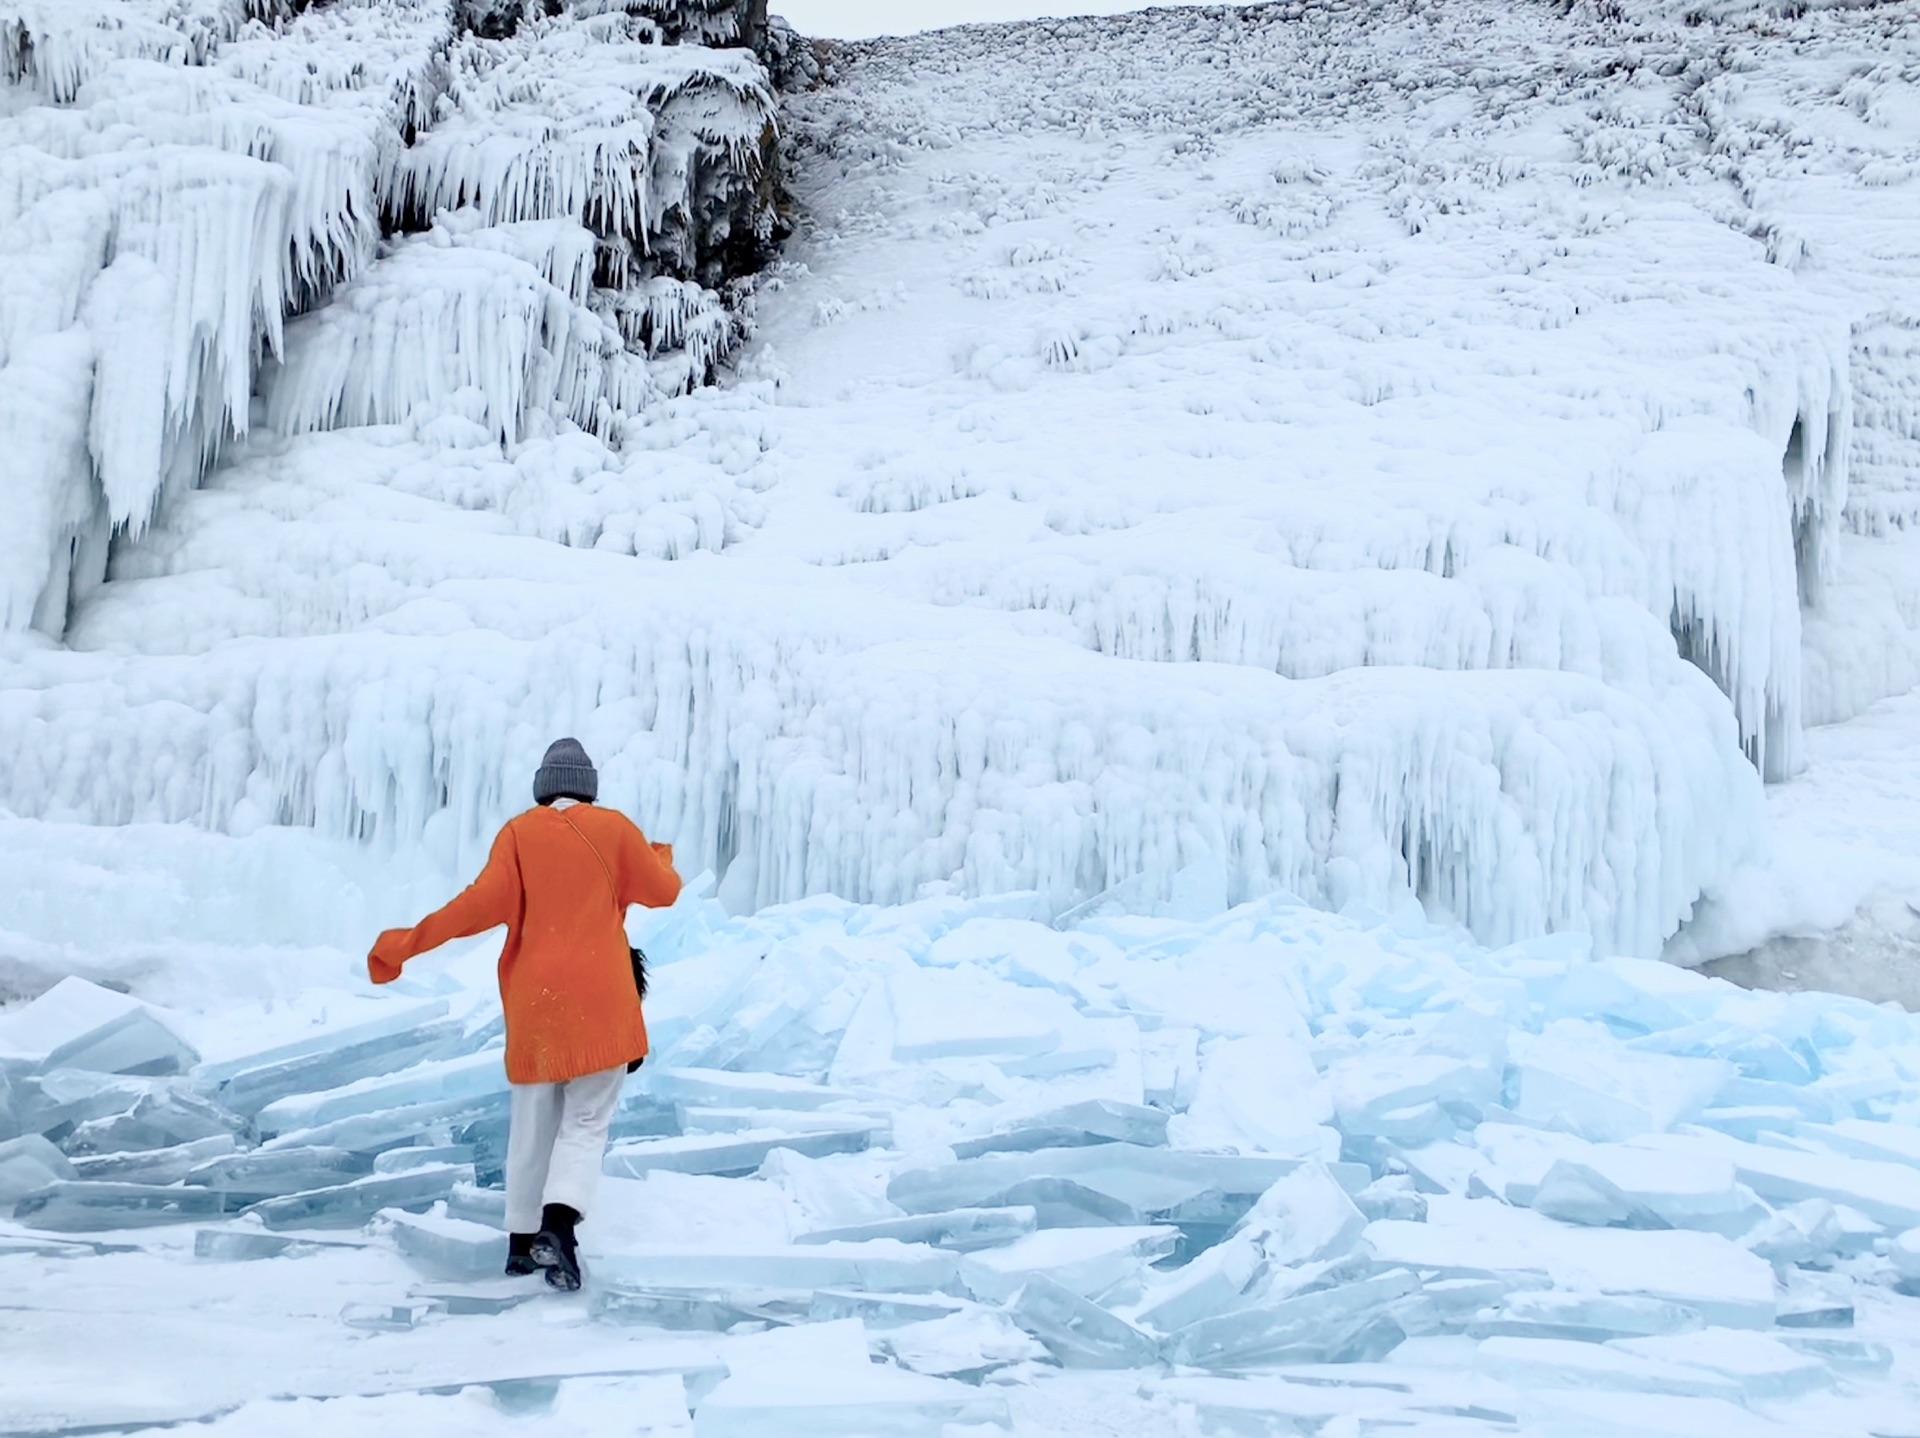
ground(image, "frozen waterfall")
xmin=0 ymin=0 xmax=1909 ymax=959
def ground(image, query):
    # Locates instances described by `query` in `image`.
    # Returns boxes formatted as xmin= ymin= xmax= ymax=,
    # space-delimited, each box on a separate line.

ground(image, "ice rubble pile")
xmin=0 ymin=0 xmax=778 ymax=635
xmin=4 ymin=890 xmax=1918 ymax=1424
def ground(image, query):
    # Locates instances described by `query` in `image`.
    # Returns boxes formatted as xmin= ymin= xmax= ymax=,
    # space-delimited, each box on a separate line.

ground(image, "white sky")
xmin=774 ymin=0 xmax=1224 ymax=40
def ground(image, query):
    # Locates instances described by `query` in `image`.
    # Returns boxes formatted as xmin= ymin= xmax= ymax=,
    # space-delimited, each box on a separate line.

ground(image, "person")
xmin=366 ymin=738 xmax=680 ymax=1289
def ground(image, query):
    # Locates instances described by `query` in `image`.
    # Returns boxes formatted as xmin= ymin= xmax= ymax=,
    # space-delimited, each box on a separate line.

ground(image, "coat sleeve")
xmin=619 ymin=819 xmax=683 ymax=911
xmin=368 ymin=824 xmax=524 ymax=984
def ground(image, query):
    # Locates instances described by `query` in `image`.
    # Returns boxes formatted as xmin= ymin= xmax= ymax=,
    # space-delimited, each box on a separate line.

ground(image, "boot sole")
xmin=530 ymin=1234 xmax=581 ymax=1290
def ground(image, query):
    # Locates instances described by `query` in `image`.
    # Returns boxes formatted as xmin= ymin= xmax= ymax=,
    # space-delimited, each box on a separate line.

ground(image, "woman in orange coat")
xmin=368 ymin=738 xmax=680 ymax=1288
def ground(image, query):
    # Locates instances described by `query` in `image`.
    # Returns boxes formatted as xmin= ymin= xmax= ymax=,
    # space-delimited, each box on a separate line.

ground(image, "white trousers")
xmin=504 ymin=1064 xmax=627 ymax=1233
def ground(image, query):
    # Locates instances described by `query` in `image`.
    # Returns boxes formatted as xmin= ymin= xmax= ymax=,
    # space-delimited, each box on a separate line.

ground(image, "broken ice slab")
xmin=69 ymin=1135 xmax=237 ymax=1186
xmin=408 ymin=1279 xmax=546 ymax=1316
xmin=187 ymin=1146 xmax=373 ymax=1208
xmin=1329 ymin=1052 xmax=1499 ymax=1140
xmin=886 ymin=1143 xmax=1358 ymax=1222
xmin=1141 ymin=1026 xmax=1201 ymax=1112
xmin=385 ymin=1205 xmax=504 ymax=1278
xmin=1471 ymin=1336 xmax=1746 ymax=1403
xmin=373 ymin=1143 xmax=475 ymax=1174
xmin=640 ymin=1067 xmax=868 ymax=1111
xmin=260 ymin=1089 xmax=510 ymax=1156
xmin=1354 ymin=1174 xmax=1428 ymax=1222
xmin=248 ymin=1162 xmax=475 ymax=1230
xmin=1528 ymin=1148 xmax=1763 ymax=1234
xmin=1147 ymin=1371 xmax=1522 ymax=1437
xmin=0 ymin=1060 xmax=24 ymax=1141
xmin=445 ymin=1181 xmax=507 ymax=1229
xmin=1793 ymin=1118 xmax=1920 ymax=1168
xmin=809 ymin=1290 xmax=974 ymax=1330
xmin=796 ymin=1206 xmax=1037 ymax=1253
xmin=196 ymin=1002 xmax=452 ymax=1084
xmin=1468 ymin=1291 xmax=1706 ymax=1343
xmin=1366 ymin=1200 xmax=1777 ymax=1329
xmin=1612 ymin=1330 xmax=1834 ymax=1401
xmin=1644 ymin=1131 xmax=1920 ymax=1229
xmin=0 ymin=1135 xmax=76 ymax=1206
xmin=1778 ymin=1334 xmax=1894 ymax=1375
xmin=13 ymin=1180 xmax=227 ymax=1231
xmin=0 ymin=977 xmax=198 ymax=1077
xmin=603 ymin=1123 xmax=880 ymax=1180
xmin=193 ymin=1227 xmax=296 ymax=1261
xmin=887 ymin=963 xmax=1067 ymax=1062
xmin=1508 ymin=1026 xmax=1728 ymax=1142
xmin=961 ymin=1225 xmax=1178 ymax=1303
xmin=678 ymin=1108 xmax=893 ymax=1146
xmin=596 ymin=1240 xmax=961 ymax=1296
xmin=341 ymin=1300 xmax=442 ymax=1332
xmin=879 ymin=1307 xmax=1048 ymax=1379
xmin=1895 ymin=1226 xmax=1920 ymax=1282
xmin=1695 ymin=1106 xmax=1805 ymax=1142
xmin=1008 ymin=1273 xmax=1159 ymax=1369
xmin=205 ymin=1005 xmax=464 ymax=1116
xmin=58 ymin=1081 xmax=244 ymax=1156
xmin=1170 ymin=1268 xmax=1423 ymax=1368
xmin=950 ymin=1100 xmax=1169 ymax=1159
xmin=692 ymin=1358 xmax=1010 ymax=1438
xmin=592 ymin=1284 xmax=814 ymax=1331
xmin=253 ymin=1050 xmax=508 ymax=1138
xmin=1771 ymin=1270 xmax=1854 ymax=1330
xmin=1744 ymin=1198 xmax=1848 ymax=1268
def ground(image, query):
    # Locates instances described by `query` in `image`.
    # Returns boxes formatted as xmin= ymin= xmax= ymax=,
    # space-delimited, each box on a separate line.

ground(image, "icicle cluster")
xmin=0 ymin=0 xmax=777 ymax=636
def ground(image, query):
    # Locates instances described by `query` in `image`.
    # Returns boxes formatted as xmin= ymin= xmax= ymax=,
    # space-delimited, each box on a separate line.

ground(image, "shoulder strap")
xmin=558 ymin=810 xmax=621 ymax=916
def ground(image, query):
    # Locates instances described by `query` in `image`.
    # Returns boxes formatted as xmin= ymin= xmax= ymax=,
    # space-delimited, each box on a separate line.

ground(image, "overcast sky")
xmin=774 ymin=1 xmax=1221 ymax=40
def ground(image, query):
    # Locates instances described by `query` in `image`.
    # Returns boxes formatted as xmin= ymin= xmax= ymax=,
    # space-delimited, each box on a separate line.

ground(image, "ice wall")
xmin=0 ymin=0 xmax=776 ymax=636
xmin=2 ymin=0 xmax=1908 ymax=962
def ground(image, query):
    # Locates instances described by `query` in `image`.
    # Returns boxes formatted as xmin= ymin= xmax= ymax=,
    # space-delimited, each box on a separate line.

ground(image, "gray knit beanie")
xmin=533 ymin=737 xmax=598 ymax=805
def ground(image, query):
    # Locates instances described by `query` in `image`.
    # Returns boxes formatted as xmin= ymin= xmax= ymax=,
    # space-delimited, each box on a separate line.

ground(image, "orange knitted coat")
xmin=368 ymin=803 xmax=682 ymax=1084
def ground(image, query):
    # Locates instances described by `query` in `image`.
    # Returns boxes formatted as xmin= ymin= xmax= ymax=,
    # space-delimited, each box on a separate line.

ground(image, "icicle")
xmin=262 ymin=241 xmax=627 ymax=444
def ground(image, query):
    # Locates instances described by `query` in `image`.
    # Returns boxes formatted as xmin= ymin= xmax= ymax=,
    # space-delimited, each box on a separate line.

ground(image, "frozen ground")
xmin=5 ymin=0 xmax=1920 ymax=1433
xmin=7 ymin=869 xmax=1920 ymax=1437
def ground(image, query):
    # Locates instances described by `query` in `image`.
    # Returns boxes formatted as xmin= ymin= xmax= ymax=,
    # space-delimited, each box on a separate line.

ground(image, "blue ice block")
xmin=951 ymin=1100 xmax=1170 ymax=1159
xmin=373 ymin=1144 xmax=476 ymax=1174
xmin=386 ymin=1205 xmax=504 ymax=1278
xmin=0 ymin=1135 xmax=76 ymax=1206
xmin=1170 ymin=1268 xmax=1422 ymax=1367
xmin=70 ymin=1135 xmax=237 ymax=1185
xmin=603 ymin=1123 xmax=880 ymax=1180
xmin=596 ymin=1240 xmax=962 ymax=1295
xmin=14 ymin=1180 xmax=227 ymax=1231
xmin=253 ymin=1051 xmax=508 ymax=1138
xmin=248 ymin=1162 xmax=475 ymax=1230
xmin=188 ymin=1146 xmax=373 ymax=1208
xmin=796 ymin=1207 xmax=1038 ymax=1253
xmin=61 ymin=1083 xmax=243 ymax=1156
xmin=209 ymin=1009 xmax=465 ymax=1116
xmin=193 ymin=1228 xmax=296 ymax=1261
xmin=260 ymin=1089 xmax=510 ymax=1156
xmin=1008 ymin=1274 xmax=1160 ymax=1369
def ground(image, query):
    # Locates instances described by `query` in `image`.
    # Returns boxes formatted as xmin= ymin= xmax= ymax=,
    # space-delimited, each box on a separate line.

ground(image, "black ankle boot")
xmin=505 ymin=1232 xmax=540 ymax=1276
xmin=531 ymin=1203 xmax=582 ymax=1290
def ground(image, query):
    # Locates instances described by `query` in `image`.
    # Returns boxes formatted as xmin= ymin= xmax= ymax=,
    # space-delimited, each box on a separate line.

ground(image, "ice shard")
xmin=0 ymin=978 xmax=198 ymax=1077
xmin=1007 ymin=1274 xmax=1161 ymax=1369
xmin=247 ymin=1162 xmax=476 ymax=1230
xmin=14 ymin=1180 xmax=227 ymax=1231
